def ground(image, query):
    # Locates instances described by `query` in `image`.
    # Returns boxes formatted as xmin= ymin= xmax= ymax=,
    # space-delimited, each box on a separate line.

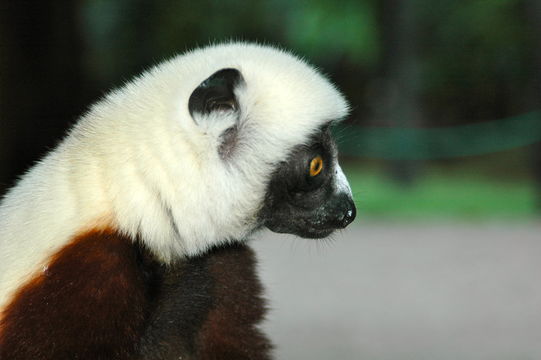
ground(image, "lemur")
xmin=0 ymin=43 xmax=356 ymax=359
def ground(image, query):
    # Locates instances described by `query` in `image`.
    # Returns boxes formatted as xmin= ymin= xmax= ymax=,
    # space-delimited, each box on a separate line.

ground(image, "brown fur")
xmin=195 ymin=244 xmax=273 ymax=360
xmin=0 ymin=231 xmax=272 ymax=359
xmin=0 ymin=229 xmax=149 ymax=359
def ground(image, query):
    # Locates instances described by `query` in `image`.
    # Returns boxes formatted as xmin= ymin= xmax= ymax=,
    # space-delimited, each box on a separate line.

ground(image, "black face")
xmin=258 ymin=126 xmax=356 ymax=238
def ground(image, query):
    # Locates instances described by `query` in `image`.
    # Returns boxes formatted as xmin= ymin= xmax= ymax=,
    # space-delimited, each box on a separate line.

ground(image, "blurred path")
xmin=252 ymin=222 xmax=541 ymax=360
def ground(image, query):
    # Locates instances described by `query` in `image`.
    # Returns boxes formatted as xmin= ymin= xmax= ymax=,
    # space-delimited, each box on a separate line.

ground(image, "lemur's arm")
xmin=138 ymin=243 xmax=273 ymax=360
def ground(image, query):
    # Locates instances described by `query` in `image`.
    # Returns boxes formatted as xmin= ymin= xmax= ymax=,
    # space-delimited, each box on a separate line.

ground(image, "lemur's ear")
xmin=188 ymin=68 xmax=244 ymax=120
xmin=188 ymin=68 xmax=244 ymax=158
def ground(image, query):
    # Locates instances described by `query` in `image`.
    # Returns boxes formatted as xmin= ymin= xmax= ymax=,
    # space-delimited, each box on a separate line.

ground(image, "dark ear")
xmin=188 ymin=68 xmax=244 ymax=118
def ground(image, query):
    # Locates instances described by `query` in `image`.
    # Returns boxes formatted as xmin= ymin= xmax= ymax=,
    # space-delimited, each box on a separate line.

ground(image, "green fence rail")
xmin=337 ymin=111 xmax=541 ymax=159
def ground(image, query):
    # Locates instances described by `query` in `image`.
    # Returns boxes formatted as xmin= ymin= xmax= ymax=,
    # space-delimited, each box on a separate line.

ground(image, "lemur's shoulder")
xmin=0 ymin=230 xmax=149 ymax=359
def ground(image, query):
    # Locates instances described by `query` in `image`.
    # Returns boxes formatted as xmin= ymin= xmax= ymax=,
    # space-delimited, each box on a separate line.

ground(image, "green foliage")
xmin=281 ymin=0 xmax=379 ymax=65
xmin=345 ymin=165 xmax=538 ymax=220
xmin=418 ymin=0 xmax=531 ymax=123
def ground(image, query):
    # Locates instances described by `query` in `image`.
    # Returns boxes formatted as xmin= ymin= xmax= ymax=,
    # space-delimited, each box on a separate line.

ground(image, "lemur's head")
xmin=188 ymin=66 xmax=356 ymax=240
xmin=188 ymin=45 xmax=356 ymax=242
xmin=82 ymin=43 xmax=355 ymax=261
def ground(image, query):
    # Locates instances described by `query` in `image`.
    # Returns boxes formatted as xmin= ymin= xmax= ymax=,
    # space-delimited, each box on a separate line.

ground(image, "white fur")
xmin=335 ymin=163 xmax=353 ymax=196
xmin=0 ymin=42 xmax=348 ymax=311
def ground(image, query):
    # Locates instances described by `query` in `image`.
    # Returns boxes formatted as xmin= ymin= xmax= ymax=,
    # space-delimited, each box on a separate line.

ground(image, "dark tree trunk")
xmin=523 ymin=0 xmax=541 ymax=210
xmin=377 ymin=0 xmax=423 ymax=186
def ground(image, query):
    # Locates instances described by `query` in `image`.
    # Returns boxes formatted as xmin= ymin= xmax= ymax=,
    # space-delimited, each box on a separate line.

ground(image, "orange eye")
xmin=309 ymin=156 xmax=324 ymax=177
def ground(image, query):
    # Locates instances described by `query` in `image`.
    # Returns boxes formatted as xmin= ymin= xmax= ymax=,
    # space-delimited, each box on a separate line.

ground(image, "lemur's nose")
xmin=337 ymin=198 xmax=356 ymax=228
xmin=341 ymin=204 xmax=356 ymax=228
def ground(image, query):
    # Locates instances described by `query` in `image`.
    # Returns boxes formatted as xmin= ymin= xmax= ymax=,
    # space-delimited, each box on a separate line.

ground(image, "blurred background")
xmin=1 ymin=1 xmax=540 ymax=359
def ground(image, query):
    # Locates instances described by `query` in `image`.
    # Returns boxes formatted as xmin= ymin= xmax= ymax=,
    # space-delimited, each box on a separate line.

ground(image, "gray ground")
xmin=251 ymin=221 xmax=541 ymax=360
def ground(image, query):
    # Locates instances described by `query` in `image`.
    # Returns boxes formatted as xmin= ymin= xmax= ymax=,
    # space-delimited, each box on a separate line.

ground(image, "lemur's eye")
xmin=309 ymin=156 xmax=324 ymax=177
